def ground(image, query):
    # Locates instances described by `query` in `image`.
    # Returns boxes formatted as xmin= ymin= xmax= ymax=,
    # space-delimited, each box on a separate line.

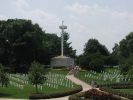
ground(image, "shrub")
xmin=0 ymin=64 xmax=9 ymax=87
xmin=100 ymin=87 xmax=133 ymax=100
xmin=68 ymin=95 xmax=81 ymax=100
xmin=69 ymin=92 xmax=84 ymax=100
xmin=69 ymin=88 xmax=122 ymax=100
xmin=89 ymin=58 xmax=104 ymax=72
xmin=84 ymin=89 xmax=114 ymax=100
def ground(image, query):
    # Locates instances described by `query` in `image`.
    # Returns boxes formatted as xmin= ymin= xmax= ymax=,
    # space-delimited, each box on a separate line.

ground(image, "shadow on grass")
xmin=0 ymin=93 xmax=11 ymax=97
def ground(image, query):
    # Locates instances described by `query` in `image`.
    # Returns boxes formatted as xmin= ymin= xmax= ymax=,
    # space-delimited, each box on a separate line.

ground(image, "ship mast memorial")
xmin=50 ymin=21 xmax=74 ymax=67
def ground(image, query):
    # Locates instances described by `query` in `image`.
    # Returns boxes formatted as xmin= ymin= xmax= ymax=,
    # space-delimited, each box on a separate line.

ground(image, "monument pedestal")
xmin=50 ymin=56 xmax=74 ymax=67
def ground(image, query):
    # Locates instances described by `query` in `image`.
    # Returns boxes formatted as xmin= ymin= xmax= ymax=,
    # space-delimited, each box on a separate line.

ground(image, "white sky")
xmin=0 ymin=0 xmax=133 ymax=55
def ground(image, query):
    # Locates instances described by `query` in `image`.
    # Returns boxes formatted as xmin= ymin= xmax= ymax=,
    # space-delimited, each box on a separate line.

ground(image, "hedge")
xmin=29 ymin=85 xmax=82 ymax=99
xmin=100 ymin=87 xmax=133 ymax=100
xmin=69 ymin=88 xmax=122 ymax=100
xmin=97 ymin=82 xmax=133 ymax=99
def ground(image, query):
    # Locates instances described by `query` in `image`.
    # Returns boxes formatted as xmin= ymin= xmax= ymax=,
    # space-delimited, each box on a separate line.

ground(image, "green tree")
xmin=41 ymin=33 xmax=76 ymax=64
xmin=105 ymin=43 xmax=119 ymax=66
xmin=0 ymin=19 xmax=76 ymax=72
xmin=28 ymin=61 xmax=46 ymax=93
xmin=89 ymin=58 xmax=104 ymax=72
xmin=84 ymin=39 xmax=109 ymax=56
xmin=76 ymin=54 xmax=91 ymax=69
xmin=0 ymin=19 xmax=44 ymax=72
xmin=104 ymin=55 xmax=118 ymax=66
xmin=63 ymin=32 xmax=76 ymax=58
xmin=118 ymin=32 xmax=133 ymax=73
xmin=77 ymin=38 xmax=109 ymax=72
xmin=0 ymin=64 xmax=9 ymax=87
xmin=119 ymin=32 xmax=133 ymax=58
xmin=42 ymin=33 xmax=61 ymax=64
xmin=112 ymin=43 xmax=119 ymax=56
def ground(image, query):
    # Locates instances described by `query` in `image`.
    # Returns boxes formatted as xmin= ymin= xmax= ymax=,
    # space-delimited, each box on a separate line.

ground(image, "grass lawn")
xmin=0 ymin=69 xmax=79 ymax=99
xmin=75 ymin=68 xmax=125 ymax=85
xmin=0 ymin=84 xmax=76 ymax=99
xmin=115 ymin=89 xmax=133 ymax=95
xmin=75 ymin=68 xmax=133 ymax=98
xmin=75 ymin=70 xmax=111 ymax=85
xmin=49 ymin=68 xmax=69 ymax=74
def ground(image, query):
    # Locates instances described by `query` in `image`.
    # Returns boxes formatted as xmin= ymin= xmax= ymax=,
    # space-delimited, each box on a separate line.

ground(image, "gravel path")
xmin=66 ymin=75 xmax=93 ymax=91
xmin=45 ymin=75 xmax=93 ymax=100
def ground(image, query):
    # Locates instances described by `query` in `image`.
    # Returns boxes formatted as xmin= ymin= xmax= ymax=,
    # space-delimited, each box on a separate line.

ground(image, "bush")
xmin=0 ymin=64 xmax=9 ymax=87
xmin=69 ymin=92 xmax=84 ymax=100
xmin=100 ymin=87 xmax=133 ymax=100
xmin=89 ymin=58 xmax=104 ymax=72
xmin=69 ymin=88 xmax=122 ymax=100
xmin=84 ymin=89 xmax=114 ymax=100
xmin=68 ymin=95 xmax=81 ymax=100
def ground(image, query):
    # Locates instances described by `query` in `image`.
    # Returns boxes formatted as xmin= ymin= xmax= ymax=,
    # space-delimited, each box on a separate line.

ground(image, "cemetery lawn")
xmin=50 ymin=68 xmax=68 ymax=74
xmin=0 ymin=84 xmax=77 ymax=99
xmin=75 ymin=68 xmax=128 ymax=85
xmin=75 ymin=70 xmax=111 ymax=85
xmin=0 ymin=69 xmax=79 ymax=99
xmin=76 ymin=71 xmax=104 ymax=85
xmin=115 ymin=89 xmax=133 ymax=95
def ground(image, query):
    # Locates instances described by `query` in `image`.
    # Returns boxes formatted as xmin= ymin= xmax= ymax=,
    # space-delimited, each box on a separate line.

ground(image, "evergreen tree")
xmin=28 ymin=61 xmax=46 ymax=93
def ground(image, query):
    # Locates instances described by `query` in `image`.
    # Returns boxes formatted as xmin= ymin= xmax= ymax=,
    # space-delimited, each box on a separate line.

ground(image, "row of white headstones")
xmin=84 ymin=69 xmax=131 ymax=83
xmin=9 ymin=72 xmax=74 ymax=90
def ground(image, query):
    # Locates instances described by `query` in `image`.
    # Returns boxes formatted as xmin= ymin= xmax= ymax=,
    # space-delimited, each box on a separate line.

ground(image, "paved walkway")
xmin=66 ymin=75 xmax=93 ymax=91
xmin=45 ymin=75 xmax=93 ymax=100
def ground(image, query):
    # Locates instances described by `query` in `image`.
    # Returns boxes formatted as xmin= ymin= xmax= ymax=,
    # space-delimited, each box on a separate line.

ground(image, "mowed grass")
xmin=75 ymin=67 xmax=128 ymax=85
xmin=0 ymin=69 xmax=78 ymax=99
xmin=0 ymin=84 xmax=75 ymax=99
xmin=0 ymin=85 xmax=35 ymax=98
xmin=50 ymin=68 xmax=69 ymax=74
xmin=115 ymin=89 xmax=133 ymax=95
xmin=76 ymin=68 xmax=133 ymax=96
xmin=75 ymin=69 xmax=116 ymax=85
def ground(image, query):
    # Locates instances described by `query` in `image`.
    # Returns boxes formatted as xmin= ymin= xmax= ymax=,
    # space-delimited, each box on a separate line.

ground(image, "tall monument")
xmin=50 ymin=21 xmax=74 ymax=67
xmin=60 ymin=21 xmax=67 ymax=56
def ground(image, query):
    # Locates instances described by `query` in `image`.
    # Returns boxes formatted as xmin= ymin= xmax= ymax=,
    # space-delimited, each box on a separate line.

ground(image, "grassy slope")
xmin=0 ymin=84 xmax=76 ymax=99
xmin=115 ymin=89 xmax=133 ymax=95
xmin=76 ymin=68 xmax=133 ymax=96
xmin=0 ymin=69 xmax=78 ymax=99
xmin=77 ymin=68 xmax=125 ymax=84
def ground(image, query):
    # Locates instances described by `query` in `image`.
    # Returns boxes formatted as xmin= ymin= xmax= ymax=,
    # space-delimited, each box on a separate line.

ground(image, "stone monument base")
xmin=50 ymin=56 xmax=74 ymax=67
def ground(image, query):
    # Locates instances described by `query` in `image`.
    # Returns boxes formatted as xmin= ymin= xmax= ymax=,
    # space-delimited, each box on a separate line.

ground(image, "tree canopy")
xmin=77 ymin=38 xmax=109 ymax=72
xmin=118 ymin=32 xmax=133 ymax=74
xmin=84 ymin=39 xmax=109 ymax=56
xmin=0 ymin=19 xmax=76 ymax=73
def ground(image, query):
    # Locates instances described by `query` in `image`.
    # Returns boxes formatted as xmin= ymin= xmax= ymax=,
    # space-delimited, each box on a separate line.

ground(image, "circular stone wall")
xmin=50 ymin=56 xmax=74 ymax=67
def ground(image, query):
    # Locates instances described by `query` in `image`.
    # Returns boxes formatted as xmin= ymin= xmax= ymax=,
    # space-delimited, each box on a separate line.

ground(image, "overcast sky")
xmin=0 ymin=0 xmax=133 ymax=55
